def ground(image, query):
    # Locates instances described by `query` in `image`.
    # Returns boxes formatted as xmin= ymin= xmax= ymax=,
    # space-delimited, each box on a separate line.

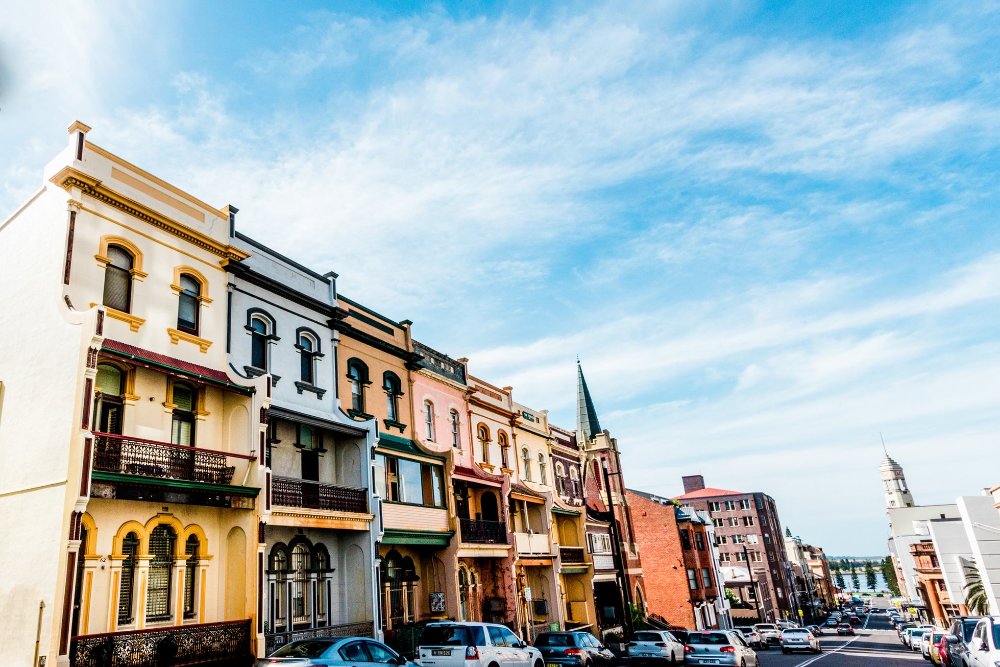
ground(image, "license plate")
xmin=547 ymin=663 xmax=560 ymax=667
xmin=432 ymin=650 xmax=451 ymax=656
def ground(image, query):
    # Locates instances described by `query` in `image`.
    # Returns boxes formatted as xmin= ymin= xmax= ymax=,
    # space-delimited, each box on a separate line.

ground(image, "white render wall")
xmin=958 ymin=495 xmax=1000 ymax=615
xmin=926 ymin=518 xmax=973 ymax=608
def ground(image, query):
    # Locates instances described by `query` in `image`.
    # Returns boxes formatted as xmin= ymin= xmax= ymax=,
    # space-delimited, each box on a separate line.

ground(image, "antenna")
xmin=880 ymin=432 xmax=888 ymax=455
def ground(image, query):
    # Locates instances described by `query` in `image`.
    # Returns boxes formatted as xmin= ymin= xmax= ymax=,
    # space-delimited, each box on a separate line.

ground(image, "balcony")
xmin=559 ymin=546 xmax=586 ymax=564
xmin=90 ymin=432 xmax=258 ymax=508
xmin=265 ymin=620 xmax=374 ymax=656
xmin=70 ymin=619 xmax=251 ymax=667
xmin=460 ymin=518 xmax=508 ymax=544
xmin=272 ymin=477 xmax=368 ymax=513
xmin=515 ymin=531 xmax=552 ymax=555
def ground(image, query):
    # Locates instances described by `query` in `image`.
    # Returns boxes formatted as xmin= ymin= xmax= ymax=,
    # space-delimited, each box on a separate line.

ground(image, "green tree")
xmin=865 ymin=562 xmax=877 ymax=591
xmin=881 ymin=556 xmax=900 ymax=596
xmin=834 ymin=569 xmax=846 ymax=591
xmin=964 ymin=564 xmax=989 ymax=614
xmin=849 ymin=563 xmax=860 ymax=591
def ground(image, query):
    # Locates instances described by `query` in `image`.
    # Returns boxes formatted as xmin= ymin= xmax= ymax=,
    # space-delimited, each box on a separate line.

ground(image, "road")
xmin=756 ymin=613 xmax=923 ymax=667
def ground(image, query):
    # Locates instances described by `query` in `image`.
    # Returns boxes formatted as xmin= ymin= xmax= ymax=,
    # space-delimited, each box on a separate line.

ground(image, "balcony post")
xmin=172 ymin=560 xmax=186 ymax=627
xmin=134 ymin=555 xmax=153 ymax=629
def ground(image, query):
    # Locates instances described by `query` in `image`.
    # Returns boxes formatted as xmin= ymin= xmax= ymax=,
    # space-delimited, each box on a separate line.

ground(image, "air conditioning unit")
xmin=533 ymin=599 xmax=549 ymax=616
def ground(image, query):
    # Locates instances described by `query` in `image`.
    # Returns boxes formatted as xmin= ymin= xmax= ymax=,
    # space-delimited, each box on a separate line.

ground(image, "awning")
xmin=268 ymin=405 xmax=368 ymax=437
xmin=452 ymin=465 xmax=503 ymax=488
xmin=101 ymin=339 xmax=252 ymax=394
xmin=381 ymin=529 xmax=454 ymax=547
xmin=377 ymin=433 xmax=446 ymax=462
xmin=552 ymin=506 xmax=581 ymax=516
xmin=510 ymin=481 xmax=546 ymax=504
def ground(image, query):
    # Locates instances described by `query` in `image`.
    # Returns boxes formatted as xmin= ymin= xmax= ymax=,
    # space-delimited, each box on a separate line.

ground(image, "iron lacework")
xmin=70 ymin=619 xmax=251 ymax=667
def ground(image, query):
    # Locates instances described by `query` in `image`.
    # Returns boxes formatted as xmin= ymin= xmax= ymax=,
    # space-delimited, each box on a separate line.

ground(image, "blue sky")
xmin=3 ymin=1 xmax=1000 ymax=555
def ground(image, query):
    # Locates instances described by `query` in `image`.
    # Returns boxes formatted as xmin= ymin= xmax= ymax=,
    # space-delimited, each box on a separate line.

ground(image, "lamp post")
xmin=742 ymin=545 xmax=765 ymax=623
xmin=601 ymin=459 xmax=634 ymax=638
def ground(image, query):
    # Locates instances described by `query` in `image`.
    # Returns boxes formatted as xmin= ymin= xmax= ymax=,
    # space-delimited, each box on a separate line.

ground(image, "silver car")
xmin=627 ymin=630 xmax=685 ymax=664
xmin=779 ymin=628 xmax=820 ymax=654
xmin=683 ymin=630 xmax=758 ymax=666
xmin=257 ymin=637 xmax=411 ymax=667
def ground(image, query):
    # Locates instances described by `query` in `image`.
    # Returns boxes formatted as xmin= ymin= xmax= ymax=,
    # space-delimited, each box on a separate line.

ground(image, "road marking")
xmin=791 ymin=636 xmax=860 ymax=667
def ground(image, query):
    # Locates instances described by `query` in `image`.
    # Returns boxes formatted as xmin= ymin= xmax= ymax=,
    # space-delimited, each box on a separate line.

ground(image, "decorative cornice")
xmin=51 ymin=166 xmax=249 ymax=262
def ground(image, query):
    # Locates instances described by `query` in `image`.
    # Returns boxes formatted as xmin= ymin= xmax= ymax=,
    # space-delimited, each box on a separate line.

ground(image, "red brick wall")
xmin=627 ymin=491 xmax=694 ymax=628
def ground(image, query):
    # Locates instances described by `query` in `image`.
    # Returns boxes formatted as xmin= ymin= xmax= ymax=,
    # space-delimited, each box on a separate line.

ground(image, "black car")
xmin=944 ymin=617 xmax=981 ymax=665
xmin=534 ymin=632 xmax=616 ymax=667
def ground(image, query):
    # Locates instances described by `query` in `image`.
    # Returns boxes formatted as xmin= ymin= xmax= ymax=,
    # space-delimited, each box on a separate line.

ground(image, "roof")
xmin=101 ymin=339 xmax=251 ymax=393
xmin=675 ymin=486 xmax=746 ymax=500
xmin=576 ymin=362 xmax=602 ymax=441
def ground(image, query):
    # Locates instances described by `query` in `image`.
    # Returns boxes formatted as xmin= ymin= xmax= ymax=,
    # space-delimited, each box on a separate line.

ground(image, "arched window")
xmin=347 ymin=359 xmax=369 ymax=414
xmin=270 ymin=546 xmax=289 ymax=630
xmin=477 ymin=425 xmax=491 ymax=464
xmin=103 ymin=245 xmax=134 ymax=313
xmin=569 ymin=466 xmax=581 ymax=496
xmin=538 ymin=453 xmax=547 ymax=485
xmin=383 ymin=373 xmax=402 ymax=422
xmin=522 ymin=448 xmax=532 ymax=481
xmin=147 ymin=525 xmax=177 ymax=621
xmin=297 ymin=331 xmax=319 ymax=384
xmin=498 ymin=431 xmax=510 ymax=469
xmin=94 ymin=363 xmax=125 ymax=434
xmin=450 ymin=410 xmax=460 ymax=448
xmin=424 ymin=400 xmax=435 ymax=441
xmin=117 ymin=532 xmax=139 ymax=625
xmin=183 ymin=535 xmax=200 ymax=619
xmin=176 ymin=274 xmax=201 ymax=334
xmin=314 ymin=546 xmax=330 ymax=624
xmin=555 ymin=461 xmax=566 ymax=493
xmin=170 ymin=382 xmax=196 ymax=446
xmin=291 ymin=543 xmax=311 ymax=625
xmin=248 ymin=313 xmax=273 ymax=371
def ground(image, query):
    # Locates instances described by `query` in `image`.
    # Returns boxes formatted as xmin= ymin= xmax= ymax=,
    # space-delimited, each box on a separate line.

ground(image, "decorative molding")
xmin=166 ymin=328 xmax=212 ymax=353
xmin=294 ymin=381 xmax=326 ymax=399
xmin=383 ymin=418 xmax=407 ymax=433
xmin=90 ymin=304 xmax=145 ymax=332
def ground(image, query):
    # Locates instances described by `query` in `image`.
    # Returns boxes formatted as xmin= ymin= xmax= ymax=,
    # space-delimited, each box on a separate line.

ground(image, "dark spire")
xmin=576 ymin=360 xmax=603 ymax=441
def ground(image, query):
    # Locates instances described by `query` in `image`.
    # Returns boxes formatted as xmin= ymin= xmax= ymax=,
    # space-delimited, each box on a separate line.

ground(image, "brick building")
xmin=675 ymin=475 xmax=795 ymax=622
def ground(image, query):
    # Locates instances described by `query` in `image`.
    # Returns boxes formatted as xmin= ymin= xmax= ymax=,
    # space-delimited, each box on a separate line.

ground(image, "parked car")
xmin=682 ymin=631 xmax=759 ymax=666
xmin=848 ymin=615 xmax=862 ymax=626
xmin=944 ymin=616 xmax=982 ymax=667
xmin=931 ymin=633 xmax=948 ymax=666
xmin=535 ymin=632 xmax=616 ymax=667
xmin=733 ymin=627 xmax=767 ymax=650
xmin=625 ymin=630 xmax=685 ymax=665
xmin=257 ymin=637 xmax=411 ymax=667
xmin=754 ymin=623 xmax=781 ymax=645
xmin=836 ymin=623 xmax=855 ymax=636
xmin=417 ymin=622 xmax=543 ymax=667
xmin=906 ymin=626 xmax=933 ymax=650
xmin=824 ymin=618 xmax=839 ymax=628
xmin=921 ymin=630 xmax=946 ymax=660
xmin=807 ymin=625 xmax=824 ymax=636
xmin=966 ymin=617 xmax=1000 ymax=667
xmin=780 ymin=628 xmax=821 ymax=655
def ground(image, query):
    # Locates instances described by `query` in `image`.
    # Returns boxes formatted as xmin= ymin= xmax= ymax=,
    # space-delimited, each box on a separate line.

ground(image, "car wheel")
xmin=534 ymin=661 xmax=544 ymax=667
xmin=782 ymin=648 xmax=789 ymax=654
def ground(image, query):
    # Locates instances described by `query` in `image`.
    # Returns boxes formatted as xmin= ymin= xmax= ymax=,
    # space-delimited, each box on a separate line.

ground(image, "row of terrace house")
xmin=0 ymin=123 xmax=647 ymax=667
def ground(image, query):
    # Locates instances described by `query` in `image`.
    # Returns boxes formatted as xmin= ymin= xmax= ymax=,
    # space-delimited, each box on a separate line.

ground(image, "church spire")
xmin=576 ymin=360 xmax=603 ymax=442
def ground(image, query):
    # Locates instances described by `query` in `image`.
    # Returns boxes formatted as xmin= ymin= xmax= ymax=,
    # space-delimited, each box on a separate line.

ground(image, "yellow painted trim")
xmin=87 ymin=143 xmax=228 ymax=221
xmin=95 ymin=235 xmax=149 ymax=280
xmin=80 ymin=512 xmax=98 ymax=555
xmin=90 ymin=303 xmax=146 ymax=332
xmin=198 ymin=567 xmax=206 ymax=622
xmin=109 ymin=570 xmax=120 ymax=631
xmin=170 ymin=265 xmax=214 ymax=303
xmin=81 ymin=570 xmax=93 ymax=634
xmin=111 ymin=166 xmax=206 ymax=223
xmin=68 ymin=120 xmax=92 ymax=134
xmin=144 ymin=514 xmax=187 ymax=557
xmin=112 ymin=520 xmax=148 ymax=557
xmin=51 ymin=166 xmax=248 ymax=261
xmin=167 ymin=328 xmax=212 ymax=353
xmin=181 ymin=524 xmax=211 ymax=558
xmin=137 ymin=571 xmax=147 ymax=629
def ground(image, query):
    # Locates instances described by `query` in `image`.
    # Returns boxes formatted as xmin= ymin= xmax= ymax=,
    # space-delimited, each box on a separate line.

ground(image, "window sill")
xmin=348 ymin=409 xmax=374 ymax=421
xmin=91 ymin=303 xmax=146 ymax=332
xmin=295 ymin=381 xmax=326 ymax=399
xmin=383 ymin=419 xmax=407 ymax=433
xmin=167 ymin=327 xmax=212 ymax=353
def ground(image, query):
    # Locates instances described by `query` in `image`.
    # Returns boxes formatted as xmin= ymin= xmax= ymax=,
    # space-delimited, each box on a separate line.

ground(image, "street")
xmin=756 ymin=614 xmax=923 ymax=667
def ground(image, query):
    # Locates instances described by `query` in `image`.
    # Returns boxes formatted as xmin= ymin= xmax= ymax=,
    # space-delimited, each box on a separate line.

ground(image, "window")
xmin=739 ymin=499 xmax=751 ymax=510
xmin=695 ymin=531 xmax=705 ymax=550
xmin=315 ymin=549 xmax=329 ymax=623
xmin=764 ymin=533 xmax=772 ymax=545
xmin=728 ymin=517 xmax=739 ymax=527
xmin=364 ymin=642 xmax=399 ymax=664
xmin=498 ymin=431 xmax=509 ymax=468
xmin=383 ymin=373 xmax=402 ymax=422
xmin=588 ymin=532 xmax=613 ymax=554
xmin=755 ymin=497 xmax=764 ymax=509
xmin=183 ymin=535 xmax=199 ymax=619
xmin=747 ymin=534 xmax=759 ymax=544
xmin=103 ymin=245 xmax=134 ymax=313
xmin=170 ymin=382 xmax=196 ymax=446
xmin=701 ymin=568 xmax=712 ymax=588
xmin=713 ymin=518 xmax=724 ymax=527
xmin=450 ymin=410 xmax=460 ymax=448
xmin=687 ymin=569 xmax=698 ymax=590
xmin=249 ymin=314 xmax=272 ymax=370
xmin=297 ymin=331 xmax=319 ymax=384
xmin=709 ymin=502 xmax=721 ymax=512
xmin=347 ymin=359 xmax=368 ymax=413
xmin=297 ymin=424 xmax=317 ymax=449
xmin=538 ymin=453 xmax=547 ymax=484
xmin=147 ymin=525 xmax=176 ymax=621
xmin=724 ymin=500 xmax=736 ymax=511
xmin=176 ymin=274 xmax=201 ymax=334
xmin=521 ymin=448 xmax=532 ymax=481
xmin=292 ymin=543 xmax=310 ymax=625
xmin=117 ymin=532 xmax=139 ymax=624
xmin=752 ymin=551 xmax=762 ymax=562
xmin=743 ymin=516 xmax=755 ymax=526
xmin=94 ymin=363 xmax=125 ymax=434
xmin=717 ymin=535 xmax=728 ymax=545
xmin=477 ymin=425 xmax=491 ymax=464
xmin=424 ymin=401 xmax=435 ymax=441
xmin=735 ymin=552 xmax=746 ymax=562
xmin=681 ymin=529 xmax=692 ymax=550
xmin=569 ymin=466 xmax=580 ymax=496
xmin=719 ymin=553 xmax=731 ymax=563
xmin=554 ymin=461 xmax=566 ymax=494
xmin=732 ymin=534 xmax=745 ymax=544
xmin=271 ymin=547 xmax=288 ymax=629
xmin=376 ymin=454 xmax=445 ymax=507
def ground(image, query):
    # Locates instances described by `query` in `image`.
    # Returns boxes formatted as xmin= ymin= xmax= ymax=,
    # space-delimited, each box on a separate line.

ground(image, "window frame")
xmin=295 ymin=328 xmax=322 ymax=385
xmin=346 ymin=358 xmax=370 ymax=414
xmin=246 ymin=310 xmax=277 ymax=371
xmin=176 ymin=273 xmax=202 ymax=335
xmin=382 ymin=372 xmax=403 ymax=423
xmin=449 ymin=409 xmax=460 ymax=448
xmin=102 ymin=244 xmax=135 ymax=313
xmin=423 ymin=400 xmax=435 ymax=441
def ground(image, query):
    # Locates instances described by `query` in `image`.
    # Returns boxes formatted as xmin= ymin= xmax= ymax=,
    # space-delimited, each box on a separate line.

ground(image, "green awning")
xmin=92 ymin=471 xmax=260 ymax=497
xmin=377 ymin=433 xmax=446 ymax=461
xmin=382 ymin=529 xmax=454 ymax=547
xmin=552 ymin=506 xmax=582 ymax=516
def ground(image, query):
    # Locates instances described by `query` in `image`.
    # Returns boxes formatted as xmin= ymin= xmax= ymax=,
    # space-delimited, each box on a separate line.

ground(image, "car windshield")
xmin=421 ymin=626 xmax=477 ymax=646
xmin=962 ymin=620 xmax=978 ymax=641
xmin=634 ymin=632 xmax=665 ymax=642
xmin=783 ymin=629 xmax=807 ymax=634
xmin=688 ymin=633 xmax=730 ymax=646
xmin=536 ymin=634 xmax=575 ymax=647
xmin=756 ymin=625 xmax=777 ymax=630
xmin=271 ymin=641 xmax=334 ymax=658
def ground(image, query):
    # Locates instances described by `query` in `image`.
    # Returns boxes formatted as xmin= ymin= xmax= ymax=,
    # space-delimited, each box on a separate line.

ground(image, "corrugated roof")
xmin=101 ymin=338 xmax=250 ymax=392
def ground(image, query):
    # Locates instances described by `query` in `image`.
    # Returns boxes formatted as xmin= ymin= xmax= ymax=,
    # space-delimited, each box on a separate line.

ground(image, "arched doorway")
xmin=480 ymin=491 xmax=499 ymax=522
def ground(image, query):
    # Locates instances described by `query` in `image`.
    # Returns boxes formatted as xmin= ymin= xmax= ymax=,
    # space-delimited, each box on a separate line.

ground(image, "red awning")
xmin=101 ymin=339 xmax=252 ymax=393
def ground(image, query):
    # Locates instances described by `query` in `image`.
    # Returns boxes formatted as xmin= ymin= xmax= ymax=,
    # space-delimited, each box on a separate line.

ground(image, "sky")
xmin=2 ymin=0 xmax=999 ymax=556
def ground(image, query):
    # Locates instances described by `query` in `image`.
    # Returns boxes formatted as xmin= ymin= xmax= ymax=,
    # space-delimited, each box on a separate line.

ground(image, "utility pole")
xmin=602 ymin=459 xmax=634 ymax=638
xmin=742 ymin=545 xmax=765 ymax=623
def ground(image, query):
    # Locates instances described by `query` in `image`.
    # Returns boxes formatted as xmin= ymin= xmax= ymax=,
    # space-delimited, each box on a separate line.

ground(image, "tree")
xmin=881 ymin=556 xmax=900 ymax=596
xmin=964 ymin=563 xmax=989 ymax=615
xmin=865 ymin=562 xmax=877 ymax=591
xmin=834 ymin=569 xmax=846 ymax=591
xmin=849 ymin=563 xmax=860 ymax=591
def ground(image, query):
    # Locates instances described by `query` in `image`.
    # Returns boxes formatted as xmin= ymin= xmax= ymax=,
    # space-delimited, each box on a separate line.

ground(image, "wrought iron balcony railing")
xmin=272 ymin=476 xmax=368 ymax=513
xmin=70 ymin=619 xmax=251 ymax=667
xmin=265 ymin=621 xmax=374 ymax=655
xmin=92 ymin=432 xmax=255 ymax=486
xmin=460 ymin=518 xmax=509 ymax=545
xmin=559 ymin=546 xmax=586 ymax=564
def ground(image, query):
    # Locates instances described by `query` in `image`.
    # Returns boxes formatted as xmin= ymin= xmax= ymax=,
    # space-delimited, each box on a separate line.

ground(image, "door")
xmin=302 ymin=448 xmax=320 ymax=508
xmin=339 ymin=641 xmax=371 ymax=667
xmin=499 ymin=626 xmax=530 ymax=667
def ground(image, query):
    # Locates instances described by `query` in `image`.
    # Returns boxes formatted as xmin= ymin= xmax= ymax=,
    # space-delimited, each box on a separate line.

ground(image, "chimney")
xmin=682 ymin=475 xmax=705 ymax=493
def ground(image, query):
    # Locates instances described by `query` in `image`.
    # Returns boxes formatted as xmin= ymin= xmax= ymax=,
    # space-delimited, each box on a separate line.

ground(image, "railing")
xmin=460 ymin=518 xmax=508 ymax=544
xmin=92 ymin=432 xmax=255 ymax=486
xmin=514 ymin=531 xmax=551 ymax=555
xmin=265 ymin=621 xmax=374 ymax=655
xmin=560 ymin=546 xmax=586 ymax=564
xmin=70 ymin=619 xmax=251 ymax=667
xmin=271 ymin=477 xmax=368 ymax=513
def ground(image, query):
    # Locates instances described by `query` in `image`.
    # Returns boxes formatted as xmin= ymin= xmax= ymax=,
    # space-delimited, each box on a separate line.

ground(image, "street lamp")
xmin=742 ymin=545 xmax=765 ymax=623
